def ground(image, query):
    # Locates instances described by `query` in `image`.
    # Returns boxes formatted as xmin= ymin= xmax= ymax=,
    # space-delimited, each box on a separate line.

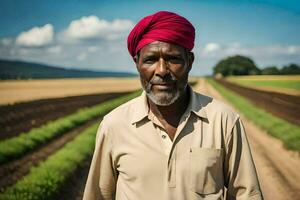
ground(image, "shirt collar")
xmin=131 ymin=91 xmax=149 ymax=124
xmin=188 ymin=85 xmax=208 ymax=119
xmin=130 ymin=85 xmax=208 ymax=124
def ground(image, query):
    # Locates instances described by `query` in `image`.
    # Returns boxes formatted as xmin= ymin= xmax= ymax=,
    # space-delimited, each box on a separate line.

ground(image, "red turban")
xmin=127 ymin=11 xmax=195 ymax=58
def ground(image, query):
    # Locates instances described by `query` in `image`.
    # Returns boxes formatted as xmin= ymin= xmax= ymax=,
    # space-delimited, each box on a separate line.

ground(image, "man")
xmin=83 ymin=11 xmax=263 ymax=200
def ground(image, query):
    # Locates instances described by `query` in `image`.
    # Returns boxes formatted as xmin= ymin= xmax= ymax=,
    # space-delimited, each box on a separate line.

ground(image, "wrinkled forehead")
xmin=139 ymin=41 xmax=186 ymax=56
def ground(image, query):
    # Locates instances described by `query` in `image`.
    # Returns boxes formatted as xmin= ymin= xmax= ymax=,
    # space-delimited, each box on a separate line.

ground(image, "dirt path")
xmin=194 ymin=78 xmax=300 ymax=200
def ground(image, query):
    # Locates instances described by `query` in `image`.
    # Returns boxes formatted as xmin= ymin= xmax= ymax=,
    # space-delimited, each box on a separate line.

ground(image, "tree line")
xmin=213 ymin=55 xmax=300 ymax=76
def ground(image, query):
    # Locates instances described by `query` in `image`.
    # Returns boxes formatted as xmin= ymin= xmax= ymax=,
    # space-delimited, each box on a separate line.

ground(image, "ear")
xmin=133 ymin=55 xmax=138 ymax=65
xmin=133 ymin=54 xmax=139 ymax=70
xmin=187 ymin=51 xmax=194 ymax=72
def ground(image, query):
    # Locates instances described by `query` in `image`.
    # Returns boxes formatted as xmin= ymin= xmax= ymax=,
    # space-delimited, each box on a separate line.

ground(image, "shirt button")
xmin=162 ymin=135 xmax=167 ymax=139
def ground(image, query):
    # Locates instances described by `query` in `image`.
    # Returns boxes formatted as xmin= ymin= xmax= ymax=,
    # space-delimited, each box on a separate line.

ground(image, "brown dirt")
xmin=195 ymin=78 xmax=300 ymax=200
xmin=0 ymin=118 xmax=101 ymax=191
xmin=227 ymin=75 xmax=300 ymax=81
xmin=216 ymin=79 xmax=300 ymax=125
xmin=236 ymin=85 xmax=300 ymax=96
xmin=0 ymin=92 xmax=129 ymax=140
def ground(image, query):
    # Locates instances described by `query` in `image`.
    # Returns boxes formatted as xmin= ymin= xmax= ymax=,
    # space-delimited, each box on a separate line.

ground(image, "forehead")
xmin=139 ymin=41 xmax=185 ymax=55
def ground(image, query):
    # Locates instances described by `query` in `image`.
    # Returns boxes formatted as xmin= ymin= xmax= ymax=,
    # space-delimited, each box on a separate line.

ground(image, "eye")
xmin=168 ymin=56 xmax=183 ymax=64
xmin=143 ymin=56 xmax=157 ymax=64
xmin=144 ymin=59 xmax=154 ymax=64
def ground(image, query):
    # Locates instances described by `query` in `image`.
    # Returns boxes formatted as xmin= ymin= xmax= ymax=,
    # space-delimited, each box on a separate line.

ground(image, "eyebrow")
xmin=142 ymin=51 xmax=183 ymax=57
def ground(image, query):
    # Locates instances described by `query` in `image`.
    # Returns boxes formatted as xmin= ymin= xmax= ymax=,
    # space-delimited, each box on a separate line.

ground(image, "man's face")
xmin=134 ymin=41 xmax=194 ymax=106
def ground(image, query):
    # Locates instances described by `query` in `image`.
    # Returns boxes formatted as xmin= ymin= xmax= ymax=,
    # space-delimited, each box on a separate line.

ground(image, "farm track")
xmin=196 ymin=78 xmax=300 ymax=200
xmin=216 ymin=79 xmax=300 ymax=125
xmin=0 ymin=92 xmax=129 ymax=140
xmin=0 ymin=117 xmax=101 ymax=191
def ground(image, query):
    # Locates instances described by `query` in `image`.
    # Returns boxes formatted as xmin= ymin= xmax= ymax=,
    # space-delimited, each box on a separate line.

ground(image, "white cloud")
xmin=262 ymin=45 xmax=300 ymax=56
xmin=287 ymin=46 xmax=298 ymax=54
xmin=47 ymin=45 xmax=62 ymax=54
xmin=15 ymin=24 xmax=54 ymax=47
xmin=203 ymin=43 xmax=221 ymax=53
xmin=87 ymin=46 xmax=98 ymax=53
xmin=62 ymin=15 xmax=134 ymax=41
xmin=18 ymin=48 xmax=30 ymax=56
xmin=77 ymin=52 xmax=87 ymax=61
xmin=1 ymin=38 xmax=13 ymax=46
xmin=200 ymin=42 xmax=300 ymax=59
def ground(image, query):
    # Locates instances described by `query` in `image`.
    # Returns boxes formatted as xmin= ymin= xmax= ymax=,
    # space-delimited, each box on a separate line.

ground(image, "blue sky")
xmin=0 ymin=0 xmax=299 ymax=75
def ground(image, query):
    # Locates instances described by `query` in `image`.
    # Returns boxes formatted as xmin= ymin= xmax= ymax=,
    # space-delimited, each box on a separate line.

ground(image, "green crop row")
xmin=0 ymin=91 xmax=141 ymax=164
xmin=0 ymin=89 xmax=141 ymax=199
xmin=0 ymin=122 xmax=99 ymax=200
xmin=207 ymin=78 xmax=300 ymax=152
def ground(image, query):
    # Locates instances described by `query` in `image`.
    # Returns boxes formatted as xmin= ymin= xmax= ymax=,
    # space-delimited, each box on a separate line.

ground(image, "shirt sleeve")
xmin=83 ymin=119 xmax=117 ymax=200
xmin=224 ymin=117 xmax=264 ymax=200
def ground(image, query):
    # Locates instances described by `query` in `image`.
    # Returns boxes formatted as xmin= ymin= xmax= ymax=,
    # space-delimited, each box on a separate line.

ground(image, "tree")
xmin=280 ymin=64 xmax=300 ymax=75
xmin=261 ymin=66 xmax=280 ymax=75
xmin=213 ymin=55 xmax=260 ymax=76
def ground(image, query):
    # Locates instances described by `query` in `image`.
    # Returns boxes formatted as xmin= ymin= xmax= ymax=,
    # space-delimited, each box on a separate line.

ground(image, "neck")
xmin=148 ymin=87 xmax=190 ymax=127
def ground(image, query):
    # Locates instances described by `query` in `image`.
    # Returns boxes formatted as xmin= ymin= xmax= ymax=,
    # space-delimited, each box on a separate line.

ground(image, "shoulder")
xmin=96 ymin=95 xmax=141 ymax=140
xmin=101 ymin=95 xmax=141 ymax=128
xmin=193 ymin=91 xmax=240 ymax=130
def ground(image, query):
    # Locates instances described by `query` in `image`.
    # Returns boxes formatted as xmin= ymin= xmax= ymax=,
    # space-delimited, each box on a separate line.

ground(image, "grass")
xmin=0 ymin=123 xmax=99 ymax=200
xmin=207 ymin=78 xmax=300 ymax=152
xmin=0 ymin=90 xmax=141 ymax=164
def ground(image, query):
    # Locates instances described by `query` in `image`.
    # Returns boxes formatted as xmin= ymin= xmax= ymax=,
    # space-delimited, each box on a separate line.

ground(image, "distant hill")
xmin=0 ymin=60 xmax=137 ymax=79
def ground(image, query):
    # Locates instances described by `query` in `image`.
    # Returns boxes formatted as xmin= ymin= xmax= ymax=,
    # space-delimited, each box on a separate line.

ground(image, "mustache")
xmin=150 ymin=74 xmax=177 ymax=85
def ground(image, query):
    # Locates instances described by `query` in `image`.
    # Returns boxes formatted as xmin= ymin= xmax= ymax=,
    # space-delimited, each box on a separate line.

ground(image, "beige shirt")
xmin=83 ymin=87 xmax=263 ymax=200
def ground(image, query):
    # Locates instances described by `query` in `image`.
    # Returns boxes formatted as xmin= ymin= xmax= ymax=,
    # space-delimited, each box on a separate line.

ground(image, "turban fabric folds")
xmin=127 ymin=11 xmax=195 ymax=58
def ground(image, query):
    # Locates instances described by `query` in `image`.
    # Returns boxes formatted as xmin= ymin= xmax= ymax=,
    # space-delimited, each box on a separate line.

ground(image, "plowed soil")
xmin=216 ymin=79 xmax=300 ymax=125
xmin=0 ymin=92 xmax=129 ymax=140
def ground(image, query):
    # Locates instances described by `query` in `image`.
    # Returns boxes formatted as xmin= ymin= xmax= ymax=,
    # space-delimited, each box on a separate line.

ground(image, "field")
xmin=1 ymin=77 xmax=299 ymax=199
xmin=0 ymin=77 xmax=142 ymax=199
xmin=226 ymin=75 xmax=300 ymax=96
xmin=0 ymin=90 xmax=141 ymax=199
xmin=0 ymin=77 xmax=141 ymax=105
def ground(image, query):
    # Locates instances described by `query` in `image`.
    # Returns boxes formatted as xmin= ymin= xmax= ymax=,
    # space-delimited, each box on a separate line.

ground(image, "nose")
xmin=155 ymin=58 xmax=169 ymax=77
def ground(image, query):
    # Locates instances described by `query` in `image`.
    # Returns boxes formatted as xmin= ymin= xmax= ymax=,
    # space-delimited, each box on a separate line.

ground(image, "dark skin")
xmin=134 ymin=41 xmax=194 ymax=141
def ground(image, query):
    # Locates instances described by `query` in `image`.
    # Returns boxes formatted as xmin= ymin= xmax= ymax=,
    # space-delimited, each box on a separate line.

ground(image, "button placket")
xmin=168 ymin=145 xmax=176 ymax=188
xmin=166 ymin=113 xmax=191 ymax=188
xmin=159 ymin=129 xmax=172 ymax=155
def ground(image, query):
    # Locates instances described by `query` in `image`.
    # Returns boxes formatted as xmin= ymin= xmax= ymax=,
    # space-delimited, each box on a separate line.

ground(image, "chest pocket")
xmin=189 ymin=148 xmax=224 ymax=194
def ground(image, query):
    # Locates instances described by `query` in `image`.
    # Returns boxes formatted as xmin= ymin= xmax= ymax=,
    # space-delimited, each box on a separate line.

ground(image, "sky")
xmin=0 ymin=0 xmax=299 ymax=76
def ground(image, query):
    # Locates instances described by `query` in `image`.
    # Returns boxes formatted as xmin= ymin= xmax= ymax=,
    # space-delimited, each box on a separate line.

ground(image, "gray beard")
xmin=142 ymin=81 xmax=185 ymax=106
